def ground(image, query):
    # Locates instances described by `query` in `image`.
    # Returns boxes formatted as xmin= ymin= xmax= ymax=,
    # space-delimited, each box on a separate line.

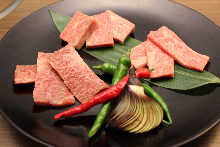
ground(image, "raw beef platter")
xmin=13 ymin=9 xmax=220 ymax=139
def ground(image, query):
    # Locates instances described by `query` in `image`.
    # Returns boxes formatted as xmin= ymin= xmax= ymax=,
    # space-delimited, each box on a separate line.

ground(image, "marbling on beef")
xmin=145 ymin=39 xmax=174 ymax=78
xmin=49 ymin=44 xmax=109 ymax=103
xmin=60 ymin=11 xmax=96 ymax=49
xmin=106 ymin=10 xmax=135 ymax=44
xmin=14 ymin=65 xmax=37 ymax=84
xmin=130 ymin=41 xmax=148 ymax=70
xmin=86 ymin=12 xmax=114 ymax=48
xmin=33 ymin=52 xmax=75 ymax=106
xmin=148 ymin=26 xmax=209 ymax=71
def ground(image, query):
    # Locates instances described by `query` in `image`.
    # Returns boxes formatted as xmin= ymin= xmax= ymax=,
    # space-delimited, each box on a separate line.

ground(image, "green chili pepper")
xmin=94 ymin=63 xmax=154 ymax=75
xmin=142 ymin=83 xmax=172 ymax=125
xmin=88 ymin=54 xmax=131 ymax=138
xmin=88 ymin=98 xmax=113 ymax=138
xmin=93 ymin=63 xmax=116 ymax=75
xmin=112 ymin=55 xmax=131 ymax=85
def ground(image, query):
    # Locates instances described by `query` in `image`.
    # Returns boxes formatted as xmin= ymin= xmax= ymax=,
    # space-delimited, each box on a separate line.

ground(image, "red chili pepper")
xmin=54 ymin=68 xmax=150 ymax=120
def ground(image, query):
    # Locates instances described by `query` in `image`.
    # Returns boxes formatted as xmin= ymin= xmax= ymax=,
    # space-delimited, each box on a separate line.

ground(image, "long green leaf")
xmin=83 ymin=38 xmax=141 ymax=65
xmin=49 ymin=10 xmax=220 ymax=90
xmin=145 ymin=65 xmax=220 ymax=90
xmin=49 ymin=10 xmax=141 ymax=65
xmin=49 ymin=10 xmax=71 ymax=32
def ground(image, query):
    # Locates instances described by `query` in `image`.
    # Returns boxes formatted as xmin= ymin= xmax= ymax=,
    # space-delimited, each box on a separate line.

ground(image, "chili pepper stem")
xmin=162 ymin=120 xmax=172 ymax=125
xmin=93 ymin=65 xmax=102 ymax=69
xmin=149 ymin=68 xmax=154 ymax=72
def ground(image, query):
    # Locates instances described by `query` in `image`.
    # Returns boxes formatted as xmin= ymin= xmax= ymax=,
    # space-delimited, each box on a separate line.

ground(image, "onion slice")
xmin=106 ymin=67 xmax=163 ymax=133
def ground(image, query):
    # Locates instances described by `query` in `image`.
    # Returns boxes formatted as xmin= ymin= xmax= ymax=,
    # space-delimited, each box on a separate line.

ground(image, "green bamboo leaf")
xmin=144 ymin=65 xmax=220 ymax=90
xmin=49 ymin=9 xmax=141 ymax=65
xmin=49 ymin=10 xmax=220 ymax=90
xmin=83 ymin=38 xmax=141 ymax=65
xmin=49 ymin=10 xmax=71 ymax=32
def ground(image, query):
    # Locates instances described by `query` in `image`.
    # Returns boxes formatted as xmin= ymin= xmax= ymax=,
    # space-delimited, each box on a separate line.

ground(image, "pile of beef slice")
xmin=130 ymin=26 xmax=209 ymax=78
xmin=14 ymin=10 xmax=209 ymax=107
xmin=14 ymin=10 xmax=135 ymax=107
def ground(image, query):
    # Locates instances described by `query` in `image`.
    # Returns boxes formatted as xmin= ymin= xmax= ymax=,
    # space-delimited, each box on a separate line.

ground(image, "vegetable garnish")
xmin=88 ymin=54 xmax=131 ymax=138
xmin=107 ymin=67 xmax=163 ymax=133
xmin=142 ymin=83 xmax=172 ymax=125
xmin=93 ymin=63 xmax=172 ymax=125
xmin=93 ymin=62 xmax=117 ymax=75
xmin=112 ymin=53 xmax=131 ymax=85
xmin=54 ymin=68 xmax=150 ymax=120
xmin=93 ymin=63 xmax=116 ymax=75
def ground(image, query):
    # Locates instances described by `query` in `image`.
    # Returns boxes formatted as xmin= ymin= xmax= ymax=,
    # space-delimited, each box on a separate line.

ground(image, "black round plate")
xmin=0 ymin=0 xmax=219 ymax=146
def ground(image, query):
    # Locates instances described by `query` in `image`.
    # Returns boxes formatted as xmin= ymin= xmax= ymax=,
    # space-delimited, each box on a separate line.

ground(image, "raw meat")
xmin=130 ymin=41 xmax=148 ymax=70
xmin=106 ymin=10 xmax=135 ymax=44
xmin=60 ymin=11 xmax=96 ymax=49
xmin=49 ymin=44 xmax=109 ymax=103
xmin=130 ymin=39 xmax=174 ymax=78
xmin=86 ymin=12 xmax=114 ymax=48
xmin=148 ymin=26 xmax=209 ymax=71
xmin=14 ymin=65 xmax=37 ymax=84
xmin=33 ymin=52 xmax=75 ymax=107
xmin=145 ymin=39 xmax=174 ymax=78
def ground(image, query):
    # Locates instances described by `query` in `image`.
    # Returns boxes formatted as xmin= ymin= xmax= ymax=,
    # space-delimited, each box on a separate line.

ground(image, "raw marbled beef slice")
xmin=86 ymin=12 xmax=114 ymax=48
xmin=60 ymin=11 xmax=96 ymax=49
xmin=148 ymin=26 xmax=209 ymax=71
xmin=49 ymin=44 xmax=109 ymax=103
xmin=14 ymin=65 xmax=37 ymax=84
xmin=33 ymin=52 xmax=75 ymax=107
xmin=130 ymin=41 xmax=148 ymax=70
xmin=146 ymin=39 xmax=174 ymax=78
xmin=106 ymin=10 xmax=135 ymax=44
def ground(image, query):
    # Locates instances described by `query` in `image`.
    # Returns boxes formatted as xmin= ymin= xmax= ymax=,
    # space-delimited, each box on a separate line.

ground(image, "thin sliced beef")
xmin=33 ymin=52 xmax=75 ymax=107
xmin=130 ymin=41 xmax=148 ymax=70
xmin=14 ymin=65 xmax=37 ymax=84
xmin=148 ymin=26 xmax=209 ymax=71
xmin=146 ymin=39 xmax=174 ymax=78
xmin=60 ymin=11 xmax=96 ymax=49
xmin=106 ymin=10 xmax=135 ymax=44
xmin=49 ymin=44 xmax=109 ymax=103
xmin=86 ymin=12 xmax=114 ymax=48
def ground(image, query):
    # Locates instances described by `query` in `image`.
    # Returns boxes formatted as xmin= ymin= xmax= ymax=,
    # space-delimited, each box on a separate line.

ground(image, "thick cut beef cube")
xmin=14 ymin=65 xmax=37 ymax=84
xmin=86 ymin=12 xmax=114 ymax=48
xmin=130 ymin=41 xmax=148 ymax=70
xmin=60 ymin=11 xmax=95 ymax=49
xmin=146 ymin=39 xmax=174 ymax=78
xmin=106 ymin=10 xmax=135 ymax=44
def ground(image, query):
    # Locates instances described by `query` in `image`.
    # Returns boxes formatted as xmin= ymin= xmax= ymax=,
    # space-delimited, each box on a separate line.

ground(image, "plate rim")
xmin=0 ymin=0 xmax=219 ymax=146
